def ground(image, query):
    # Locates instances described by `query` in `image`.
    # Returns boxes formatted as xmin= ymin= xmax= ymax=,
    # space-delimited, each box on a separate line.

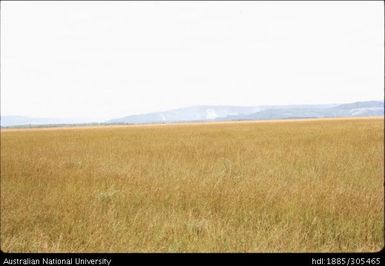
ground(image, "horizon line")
xmin=1 ymin=99 xmax=384 ymax=120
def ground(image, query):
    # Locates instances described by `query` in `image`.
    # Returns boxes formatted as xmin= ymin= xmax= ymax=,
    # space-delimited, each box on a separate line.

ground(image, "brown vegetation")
xmin=1 ymin=118 xmax=383 ymax=252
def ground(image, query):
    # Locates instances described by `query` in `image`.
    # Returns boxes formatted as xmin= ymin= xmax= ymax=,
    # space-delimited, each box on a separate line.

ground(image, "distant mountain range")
xmin=1 ymin=100 xmax=383 ymax=128
xmin=106 ymin=105 xmax=262 ymax=124
xmin=106 ymin=100 xmax=384 ymax=124
xmin=220 ymin=101 xmax=384 ymax=121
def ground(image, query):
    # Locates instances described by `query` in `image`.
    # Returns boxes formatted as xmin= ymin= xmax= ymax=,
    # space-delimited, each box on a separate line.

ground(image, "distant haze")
xmin=1 ymin=2 xmax=384 ymax=121
xmin=1 ymin=100 xmax=383 ymax=127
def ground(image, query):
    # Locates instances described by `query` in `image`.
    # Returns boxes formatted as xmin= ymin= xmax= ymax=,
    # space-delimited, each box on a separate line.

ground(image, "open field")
xmin=1 ymin=117 xmax=384 ymax=252
xmin=2 ymin=116 xmax=383 ymax=132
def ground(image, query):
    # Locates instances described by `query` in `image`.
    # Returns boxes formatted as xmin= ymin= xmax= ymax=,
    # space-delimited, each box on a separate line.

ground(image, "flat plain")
xmin=1 ymin=117 xmax=383 ymax=252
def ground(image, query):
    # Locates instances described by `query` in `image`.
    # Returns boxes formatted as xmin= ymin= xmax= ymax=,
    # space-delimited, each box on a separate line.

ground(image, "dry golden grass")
xmin=1 ymin=117 xmax=383 ymax=252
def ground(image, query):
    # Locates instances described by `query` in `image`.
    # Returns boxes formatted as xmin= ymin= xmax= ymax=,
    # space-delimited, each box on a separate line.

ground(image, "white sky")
xmin=1 ymin=1 xmax=384 ymax=120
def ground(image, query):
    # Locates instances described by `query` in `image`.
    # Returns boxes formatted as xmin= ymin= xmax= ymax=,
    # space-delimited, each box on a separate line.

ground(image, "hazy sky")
xmin=1 ymin=1 xmax=383 ymax=120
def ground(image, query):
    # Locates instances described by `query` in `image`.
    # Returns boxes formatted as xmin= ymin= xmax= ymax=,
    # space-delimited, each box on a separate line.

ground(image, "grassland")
xmin=1 ymin=117 xmax=383 ymax=252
